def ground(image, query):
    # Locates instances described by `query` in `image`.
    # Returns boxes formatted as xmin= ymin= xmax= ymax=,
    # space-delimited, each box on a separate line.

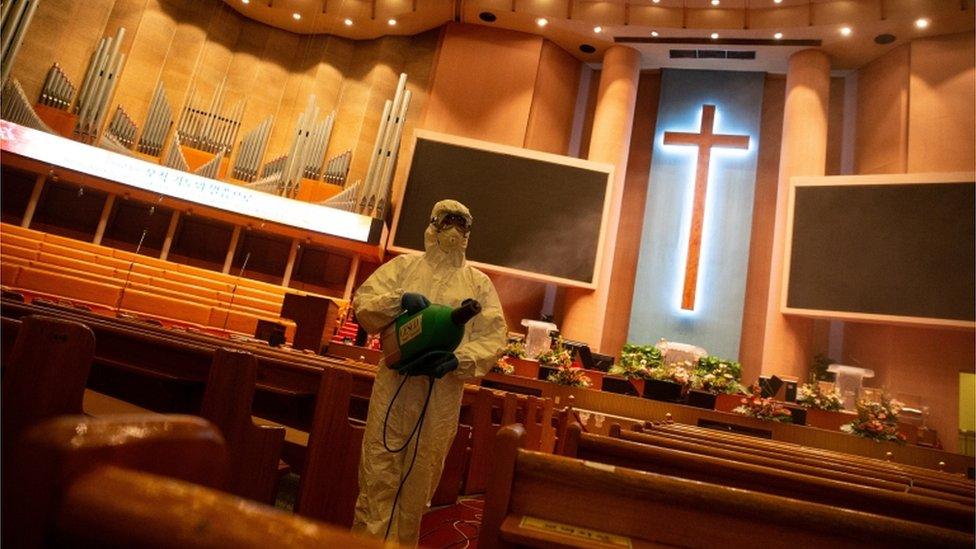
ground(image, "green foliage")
xmin=502 ymin=339 xmax=526 ymax=359
xmin=810 ymin=353 xmax=836 ymax=382
xmin=690 ymin=355 xmax=744 ymax=395
xmin=536 ymin=336 xmax=572 ymax=367
xmin=611 ymin=343 xmax=663 ymax=379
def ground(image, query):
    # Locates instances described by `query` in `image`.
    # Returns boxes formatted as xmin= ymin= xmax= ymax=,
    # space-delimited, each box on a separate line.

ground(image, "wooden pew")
xmin=651 ymin=420 xmax=976 ymax=488
xmin=463 ymin=389 xmax=556 ymax=495
xmin=0 ymin=309 xmax=286 ymax=504
xmin=5 ymin=415 xmax=380 ymax=548
xmin=1 ymin=315 xmax=95 ymax=443
xmin=613 ymin=426 xmax=973 ymax=506
xmin=293 ymin=367 xmax=475 ymax=526
xmin=481 ymin=425 xmax=974 ymax=549
xmin=642 ymin=421 xmax=975 ymax=499
xmin=294 ymin=367 xmax=369 ymax=526
xmin=200 ymin=348 xmax=286 ymax=504
xmin=560 ymin=423 xmax=973 ymax=532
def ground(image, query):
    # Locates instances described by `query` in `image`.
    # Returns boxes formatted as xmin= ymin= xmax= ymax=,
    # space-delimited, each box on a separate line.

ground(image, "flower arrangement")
xmin=796 ymin=382 xmax=843 ymax=411
xmin=491 ymin=357 xmax=515 ymax=375
xmin=733 ymin=384 xmax=794 ymax=422
xmin=841 ymin=394 xmax=906 ymax=443
xmin=535 ymin=336 xmax=573 ymax=368
xmin=645 ymin=360 xmax=693 ymax=386
xmin=502 ymin=339 xmax=527 ymax=359
xmin=610 ymin=343 xmax=663 ymax=379
xmin=546 ymin=362 xmax=592 ymax=388
xmin=690 ymin=355 xmax=743 ymax=395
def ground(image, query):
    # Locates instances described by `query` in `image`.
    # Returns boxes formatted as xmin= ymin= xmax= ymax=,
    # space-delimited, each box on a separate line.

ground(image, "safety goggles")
xmin=430 ymin=212 xmax=472 ymax=234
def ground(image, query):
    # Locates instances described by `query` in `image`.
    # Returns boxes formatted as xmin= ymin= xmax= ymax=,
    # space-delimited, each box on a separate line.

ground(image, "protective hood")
xmin=423 ymin=199 xmax=471 ymax=268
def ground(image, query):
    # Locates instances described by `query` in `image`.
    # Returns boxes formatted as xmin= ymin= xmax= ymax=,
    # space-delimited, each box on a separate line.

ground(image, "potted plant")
xmin=841 ymin=394 xmax=907 ymax=443
xmin=687 ymin=355 xmax=744 ymax=409
xmin=642 ymin=361 xmax=692 ymax=403
xmin=795 ymin=380 xmax=843 ymax=411
xmin=605 ymin=343 xmax=663 ymax=396
xmin=536 ymin=336 xmax=573 ymax=381
xmin=732 ymin=384 xmax=794 ymax=423
xmin=546 ymin=362 xmax=593 ymax=388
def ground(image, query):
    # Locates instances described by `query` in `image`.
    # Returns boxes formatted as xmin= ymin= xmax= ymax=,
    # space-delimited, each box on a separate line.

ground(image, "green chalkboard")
xmin=390 ymin=133 xmax=612 ymax=287
xmin=786 ymin=181 xmax=975 ymax=322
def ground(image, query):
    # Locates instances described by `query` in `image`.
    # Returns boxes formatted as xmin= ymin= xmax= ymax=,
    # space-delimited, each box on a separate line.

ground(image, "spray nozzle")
xmin=450 ymin=298 xmax=481 ymax=326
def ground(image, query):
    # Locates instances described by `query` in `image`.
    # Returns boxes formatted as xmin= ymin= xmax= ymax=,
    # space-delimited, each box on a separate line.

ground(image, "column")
xmin=759 ymin=49 xmax=831 ymax=378
xmin=559 ymin=45 xmax=641 ymax=353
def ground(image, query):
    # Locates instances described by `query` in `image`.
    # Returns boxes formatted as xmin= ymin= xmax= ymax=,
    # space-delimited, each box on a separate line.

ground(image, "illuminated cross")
xmin=664 ymin=104 xmax=749 ymax=311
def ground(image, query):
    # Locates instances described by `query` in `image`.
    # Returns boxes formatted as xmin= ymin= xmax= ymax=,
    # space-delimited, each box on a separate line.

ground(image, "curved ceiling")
xmin=222 ymin=0 xmax=974 ymax=71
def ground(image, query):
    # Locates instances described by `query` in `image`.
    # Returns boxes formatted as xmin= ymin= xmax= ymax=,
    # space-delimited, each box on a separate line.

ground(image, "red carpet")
xmin=419 ymin=496 xmax=483 ymax=549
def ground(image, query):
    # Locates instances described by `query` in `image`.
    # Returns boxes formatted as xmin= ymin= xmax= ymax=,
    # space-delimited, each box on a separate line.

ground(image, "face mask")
xmin=436 ymin=227 xmax=466 ymax=251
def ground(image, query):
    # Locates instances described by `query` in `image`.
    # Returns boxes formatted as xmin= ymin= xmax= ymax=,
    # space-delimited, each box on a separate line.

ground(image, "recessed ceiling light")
xmin=651 ymin=31 xmax=659 ymax=37
xmin=344 ymin=18 xmax=353 ymax=26
xmin=839 ymin=26 xmax=852 ymax=36
xmin=292 ymin=12 xmax=301 ymax=20
xmin=774 ymin=0 xmax=782 ymax=3
xmin=774 ymin=32 xmax=783 ymax=39
xmin=536 ymin=17 xmax=548 ymax=27
xmin=652 ymin=0 xmax=660 ymax=3
xmin=711 ymin=0 xmax=720 ymax=5
xmin=593 ymin=26 xmax=603 ymax=33
xmin=915 ymin=18 xmax=930 ymax=29
xmin=388 ymin=18 xmax=397 ymax=26
xmin=241 ymin=0 xmax=249 ymax=4
xmin=710 ymin=32 xmax=719 ymax=39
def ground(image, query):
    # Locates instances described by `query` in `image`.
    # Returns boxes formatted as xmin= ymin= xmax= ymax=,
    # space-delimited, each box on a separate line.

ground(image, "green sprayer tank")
xmin=381 ymin=299 xmax=482 ymax=371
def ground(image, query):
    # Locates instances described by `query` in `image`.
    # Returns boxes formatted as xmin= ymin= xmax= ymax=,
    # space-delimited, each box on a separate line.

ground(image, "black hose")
xmin=382 ymin=373 xmax=436 ymax=541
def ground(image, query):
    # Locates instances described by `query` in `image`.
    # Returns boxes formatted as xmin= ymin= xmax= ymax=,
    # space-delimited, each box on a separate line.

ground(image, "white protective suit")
xmin=352 ymin=199 xmax=507 ymax=546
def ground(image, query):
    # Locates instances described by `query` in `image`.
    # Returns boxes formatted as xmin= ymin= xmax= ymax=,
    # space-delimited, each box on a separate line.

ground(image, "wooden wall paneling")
xmin=169 ymin=215 xmax=234 ymax=272
xmin=192 ymin=2 xmax=241 ymax=136
xmin=231 ymin=229 xmax=291 ymax=283
xmin=389 ymin=28 xmax=441 ymax=213
xmin=102 ymin=198 xmax=172 ymax=255
xmin=32 ymin=181 xmax=107 ymax=241
xmin=825 ymin=76 xmax=846 ymax=176
xmin=113 ymin=1 xmax=180 ymax=133
xmin=317 ymin=36 xmax=358 ymax=181
xmin=575 ymin=68 xmax=601 ymax=160
xmin=10 ymin=0 xmax=115 ymax=108
xmin=842 ymin=323 xmax=975 ymax=453
xmin=421 ymin=23 xmax=542 ymax=148
xmin=0 ymin=166 xmax=37 ymax=226
xmin=601 ymin=70 xmax=661 ymax=359
xmin=907 ymin=32 xmax=976 ymax=173
xmin=222 ymin=16 xmax=275 ymax=172
xmin=523 ymin=40 xmax=581 ymax=155
xmin=738 ymin=76 xmax=786 ymax=384
xmin=258 ymin=30 xmax=305 ymax=162
xmin=340 ymin=37 xmax=407 ymax=190
xmin=154 ymin=1 xmax=216 ymax=158
xmin=486 ymin=274 xmax=547 ymax=332
xmin=854 ymin=44 xmax=909 ymax=175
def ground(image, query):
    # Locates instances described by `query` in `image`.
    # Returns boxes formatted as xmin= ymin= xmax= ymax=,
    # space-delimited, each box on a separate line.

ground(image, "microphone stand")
xmin=222 ymin=251 xmax=250 ymax=331
xmin=114 ymin=228 xmax=148 ymax=316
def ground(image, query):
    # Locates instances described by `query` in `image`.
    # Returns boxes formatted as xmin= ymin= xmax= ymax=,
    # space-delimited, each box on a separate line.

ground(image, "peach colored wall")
xmin=9 ymin=0 xmax=436 ymax=192
xmin=846 ymin=32 xmax=975 ymax=452
xmin=524 ymin=40 xmax=581 ymax=155
xmin=907 ymin=32 xmax=976 ymax=172
xmin=421 ymin=23 xmax=542 ymax=148
xmin=738 ymin=75 xmax=786 ymax=385
xmin=854 ymin=44 xmax=909 ymax=175
xmin=600 ymin=71 xmax=661 ymax=357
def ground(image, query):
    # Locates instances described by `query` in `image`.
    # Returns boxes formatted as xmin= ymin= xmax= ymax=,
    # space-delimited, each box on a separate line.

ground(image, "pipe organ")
xmin=38 ymin=63 xmax=75 ymax=110
xmin=0 ymin=22 xmax=414 ymax=222
xmin=0 ymin=0 xmax=39 ymax=83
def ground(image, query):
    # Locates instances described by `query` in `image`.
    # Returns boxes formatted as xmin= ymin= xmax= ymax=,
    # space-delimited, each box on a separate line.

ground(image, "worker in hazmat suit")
xmin=352 ymin=199 xmax=507 ymax=546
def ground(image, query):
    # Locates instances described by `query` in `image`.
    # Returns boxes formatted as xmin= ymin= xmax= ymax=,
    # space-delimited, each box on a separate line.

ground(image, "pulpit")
xmin=280 ymin=293 xmax=339 ymax=353
xmin=827 ymin=364 xmax=875 ymax=410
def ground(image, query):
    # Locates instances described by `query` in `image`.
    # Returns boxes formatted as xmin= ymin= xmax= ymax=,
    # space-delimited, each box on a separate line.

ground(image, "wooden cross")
xmin=664 ymin=104 xmax=750 ymax=311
